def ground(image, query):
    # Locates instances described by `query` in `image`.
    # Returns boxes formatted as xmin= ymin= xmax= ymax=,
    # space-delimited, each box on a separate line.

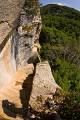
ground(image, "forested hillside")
xmin=39 ymin=5 xmax=80 ymax=119
xmin=40 ymin=4 xmax=80 ymax=92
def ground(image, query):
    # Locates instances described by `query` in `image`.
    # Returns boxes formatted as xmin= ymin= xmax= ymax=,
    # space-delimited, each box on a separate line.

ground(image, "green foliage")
xmin=40 ymin=4 xmax=80 ymax=120
xmin=41 ymin=4 xmax=80 ymax=20
xmin=40 ymin=4 xmax=80 ymax=92
xmin=58 ymin=92 xmax=80 ymax=120
xmin=53 ymin=58 xmax=80 ymax=92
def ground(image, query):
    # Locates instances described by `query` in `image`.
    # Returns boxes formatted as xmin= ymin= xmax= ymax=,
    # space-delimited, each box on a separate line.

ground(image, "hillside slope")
xmin=40 ymin=4 xmax=80 ymax=92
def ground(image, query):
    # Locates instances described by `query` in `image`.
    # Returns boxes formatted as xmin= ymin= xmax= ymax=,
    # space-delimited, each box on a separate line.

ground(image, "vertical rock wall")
xmin=0 ymin=0 xmax=42 ymax=119
xmin=0 ymin=0 xmax=59 ymax=120
xmin=17 ymin=0 xmax=41 ymax=67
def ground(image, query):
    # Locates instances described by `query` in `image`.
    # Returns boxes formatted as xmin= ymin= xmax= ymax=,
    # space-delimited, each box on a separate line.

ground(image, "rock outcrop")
xmin=0 ymin=0 xmax=25 ymax=26
xmin=29 ymin=61 xmax=59 ymax=112
xmin=0 ymin=0 xmax=59 ymax=119
xmin=17 ymin=0 xmax=41 ymax=67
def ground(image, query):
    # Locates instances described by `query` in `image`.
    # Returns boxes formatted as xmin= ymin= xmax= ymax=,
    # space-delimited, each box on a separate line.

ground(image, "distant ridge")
xmin=41 ymin=4 xmax=80 ymax=20
xmin=40 ymin=3 xmax=80 ymax=92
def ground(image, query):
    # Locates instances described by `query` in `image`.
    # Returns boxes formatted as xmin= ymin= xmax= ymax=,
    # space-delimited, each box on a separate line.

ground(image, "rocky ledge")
xmin=0 ymin=0 xmax=60 ymax=119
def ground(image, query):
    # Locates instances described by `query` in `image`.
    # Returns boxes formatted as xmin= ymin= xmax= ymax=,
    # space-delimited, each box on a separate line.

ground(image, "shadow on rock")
xmin=27 ymin=106 xmax=62 ymax=120
xmin=2 ymin=69 xmax=35 ymax=119
xmin=20 ymin=72 xmax=35 ymax=118
xmin=2 ymin=100 xmax=17 ymax=118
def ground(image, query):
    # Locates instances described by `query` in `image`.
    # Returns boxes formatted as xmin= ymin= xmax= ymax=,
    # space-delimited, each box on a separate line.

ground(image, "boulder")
xmin=29 ymin=61 xmax=59 ymax=112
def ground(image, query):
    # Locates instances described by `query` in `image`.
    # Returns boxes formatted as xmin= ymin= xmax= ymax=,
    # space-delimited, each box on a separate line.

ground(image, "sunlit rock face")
xmin=0 ymin=0 xmax=25 ymax=26
xmin=0 ymin=0 xmax=26 ymax=80
xmin=29 ymin=61 xmax=59 ymax=112
xmin=0 ymin=0 xmax=59 ymax=119
xmin=0 ymin=0 xmax=41 ymax=119
xmin=17 ymin=0 xmax=41 ymax=67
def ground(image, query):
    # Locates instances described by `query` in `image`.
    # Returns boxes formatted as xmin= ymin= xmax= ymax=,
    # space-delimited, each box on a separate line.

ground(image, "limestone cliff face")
xmin=0 ymin=0 xmax=25 ymax=26
xmin=0 ymin=0 xmax=59 ymax=119
xmin=0 ymin=0 xmax=41 ymax=69
xmin=17 ymin=0 xmax=41 ymax=67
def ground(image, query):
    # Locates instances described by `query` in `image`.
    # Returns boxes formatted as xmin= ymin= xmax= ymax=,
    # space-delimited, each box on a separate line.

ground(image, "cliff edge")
xmin=0 ymin=0 xmax=59 ymax=119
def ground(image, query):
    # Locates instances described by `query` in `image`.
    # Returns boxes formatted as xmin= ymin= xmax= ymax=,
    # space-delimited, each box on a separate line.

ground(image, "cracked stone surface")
xmin=0 ymin=22 xmax=12 ymax=45
xmin=0 ymin=0 xmax=42 ymax=119
xmin=0 ymin=0 xmax=59 ymax=119
xmin=0 ymin=0 xmax=25 ymax=26
xmin=29 ymin=61 xmax=59 ymax=112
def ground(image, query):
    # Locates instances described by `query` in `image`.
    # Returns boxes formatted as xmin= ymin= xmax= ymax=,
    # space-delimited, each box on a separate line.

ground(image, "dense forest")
xmin=39 ymin=4 xmax=80 ymax=119
xmin=40 ymin=4 xmax=80 ymax=92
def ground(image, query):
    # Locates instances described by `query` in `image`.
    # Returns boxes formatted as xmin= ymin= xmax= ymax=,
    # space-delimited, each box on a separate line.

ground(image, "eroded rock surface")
xmin=0 ymin=0 xmax=42 ymax=119
xmin=29 ymin=61 xmax=59 ymax=112
xmin=0 ymin=0 xmax=59 ymax=120
xmin=17 ymin=0 xmax=41 ymax=67
xmin=0 ymin=22 xmax=11 ymax=46
xmin=0 ymin=64 xmax=34 ymax=120
xmin=0 ymin=0 xmax=25 ymax=26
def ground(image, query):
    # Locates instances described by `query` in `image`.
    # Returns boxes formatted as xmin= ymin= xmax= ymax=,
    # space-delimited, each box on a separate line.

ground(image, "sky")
xmin=40 ymin=0 xmax=80 ymax=11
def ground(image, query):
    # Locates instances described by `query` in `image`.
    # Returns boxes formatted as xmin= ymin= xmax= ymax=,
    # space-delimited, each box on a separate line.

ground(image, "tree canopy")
xmin=40 ymin=4 xmax=80 ymax=92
